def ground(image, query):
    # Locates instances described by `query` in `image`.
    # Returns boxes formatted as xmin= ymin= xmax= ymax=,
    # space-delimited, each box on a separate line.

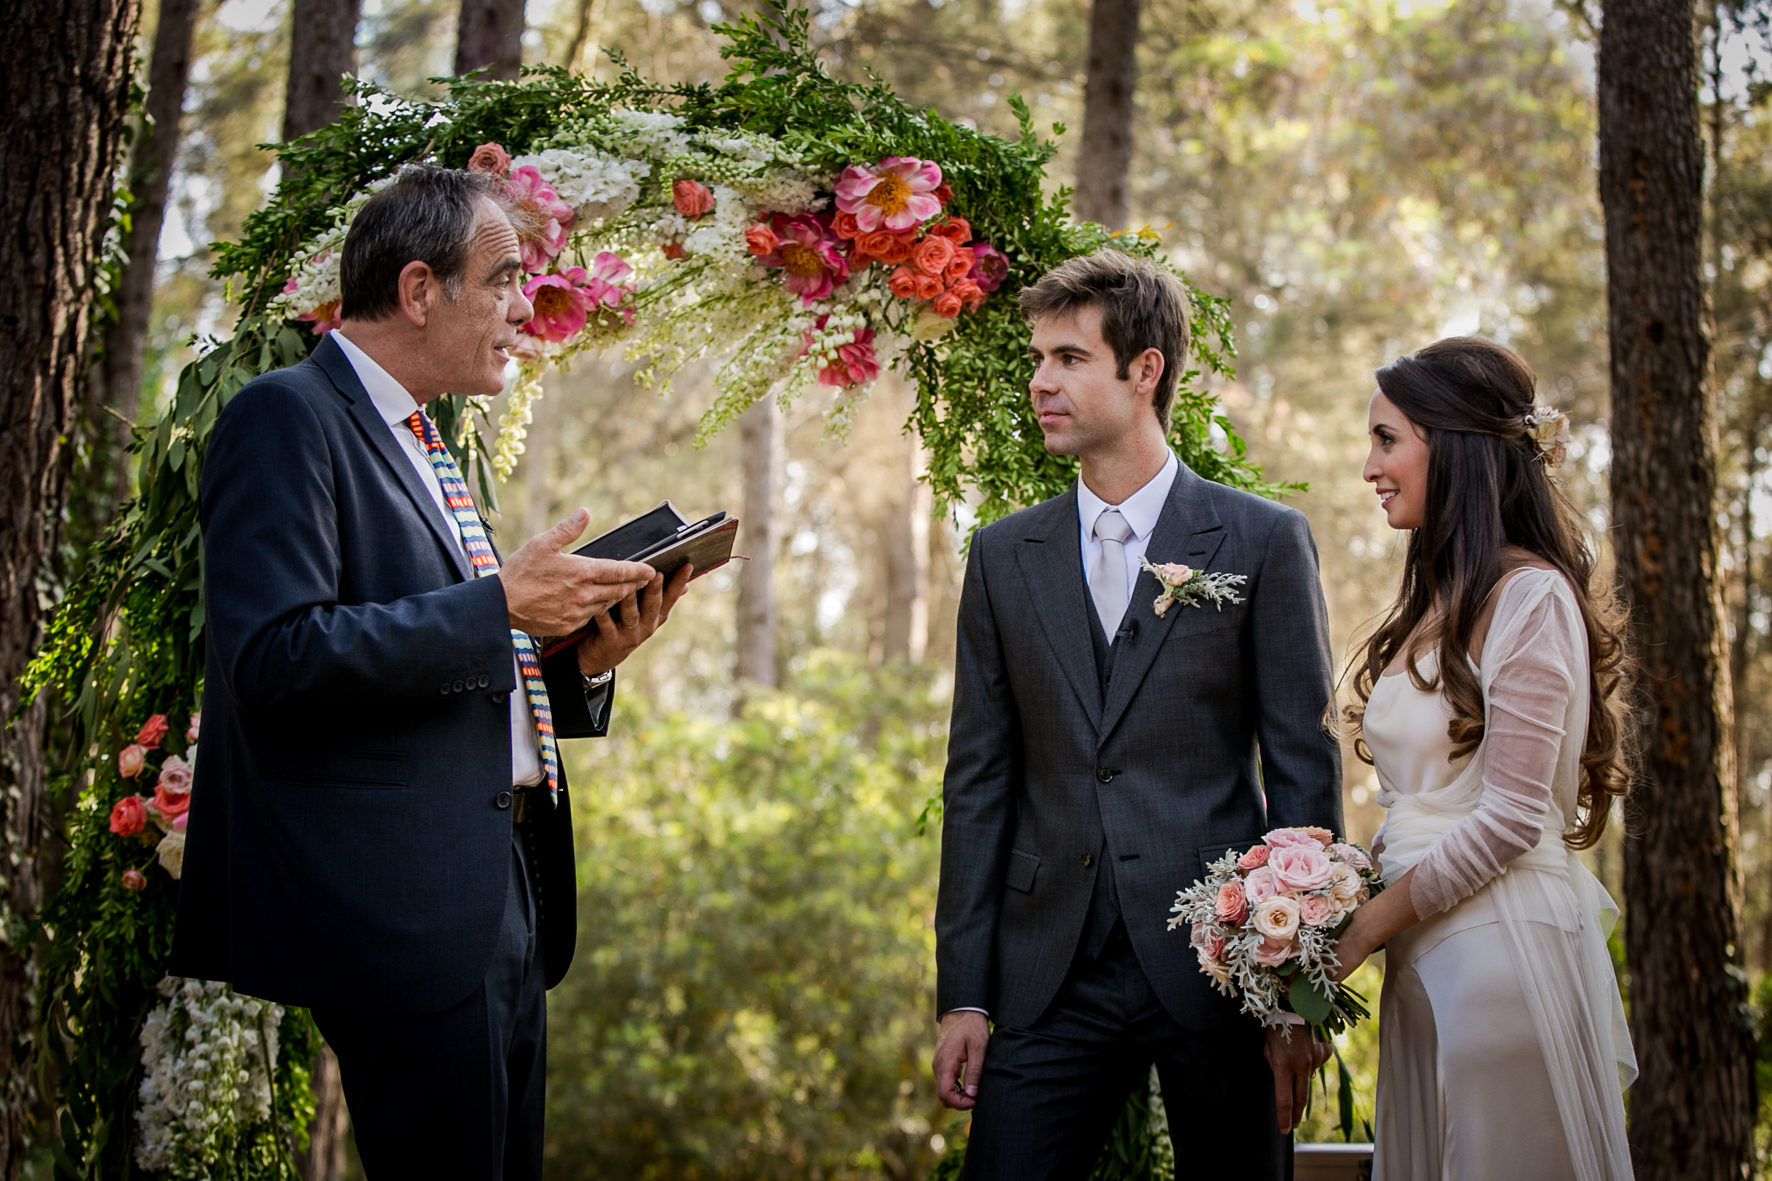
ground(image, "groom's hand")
xmin=1264 ymin=1025 xmax=1331 ymax=1133
xmin=932 ymin=1010 xmax=989 ymax=1110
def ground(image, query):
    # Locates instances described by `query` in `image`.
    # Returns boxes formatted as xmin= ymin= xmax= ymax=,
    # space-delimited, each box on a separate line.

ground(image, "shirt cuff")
xmin=942 ymin=1007 xmax=989 ymax=1020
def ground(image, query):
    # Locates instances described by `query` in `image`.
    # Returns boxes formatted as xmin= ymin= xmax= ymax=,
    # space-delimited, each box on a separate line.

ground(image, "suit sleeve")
xmin=934 ymin=529 xmax=1022 ymax=1017
xmin=1250 ymin=508 xmax=1343 ymax=833
xmin=541 ymin=647 xmax=614 ymax=738
xmin=201 ymin=377 xmax=517 ymax=713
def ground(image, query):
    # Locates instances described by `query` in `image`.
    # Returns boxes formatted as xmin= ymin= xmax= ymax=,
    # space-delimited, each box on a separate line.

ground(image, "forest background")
xmin=11 ymin=0 xmax=1772 ymax=1175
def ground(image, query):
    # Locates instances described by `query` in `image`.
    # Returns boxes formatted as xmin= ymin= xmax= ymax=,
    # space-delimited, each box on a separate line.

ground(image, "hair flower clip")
xmin=1523 ymin=404 xmax=1572 ymax=467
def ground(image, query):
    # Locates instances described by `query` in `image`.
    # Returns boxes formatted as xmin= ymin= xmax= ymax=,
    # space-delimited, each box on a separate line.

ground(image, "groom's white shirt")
xmin=1076 ymin=450 xmax=1180 ymax=621
xmin=331 ymin=328 xmax=545 ymax=788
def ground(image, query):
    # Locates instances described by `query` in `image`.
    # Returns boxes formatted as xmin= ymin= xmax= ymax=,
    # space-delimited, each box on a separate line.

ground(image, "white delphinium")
xmin=136 ymin=978 xmax=284 ymax=1179
xmin=267 ymin=175 xmax=397 ymax=322
xmin=604 ymin=109 xmax=694 ymax=159
xmin=508 ymin=149 xmax=642 ymax=225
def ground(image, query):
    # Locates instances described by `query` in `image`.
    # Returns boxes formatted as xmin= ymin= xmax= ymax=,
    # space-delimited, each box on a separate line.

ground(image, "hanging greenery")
xmin=22 ymin=10 xmax=1280 ymax=1175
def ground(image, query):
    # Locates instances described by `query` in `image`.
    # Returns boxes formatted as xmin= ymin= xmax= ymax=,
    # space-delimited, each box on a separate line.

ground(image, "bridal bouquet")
xmin=1169 ymin=827 xmax=1385 ymax=1039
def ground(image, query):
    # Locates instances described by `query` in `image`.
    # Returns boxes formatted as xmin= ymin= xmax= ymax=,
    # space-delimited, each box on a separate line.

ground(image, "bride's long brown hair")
xmin=1344 ymin=337 xmax=1631 ymax=849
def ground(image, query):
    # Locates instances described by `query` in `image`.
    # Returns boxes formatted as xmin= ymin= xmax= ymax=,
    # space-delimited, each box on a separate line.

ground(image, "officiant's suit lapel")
xmin=311 ymin=334 xmax=475 ymax=583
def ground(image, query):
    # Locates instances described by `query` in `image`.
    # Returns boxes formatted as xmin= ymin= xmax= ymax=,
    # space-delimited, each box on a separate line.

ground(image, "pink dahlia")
xmin=834 ymin=156 xmax=944 ymax=233
xmin=755 ymin=214 xmax=850 ymax=305
xmin=506 ymin=165 xmax=575 ymax=272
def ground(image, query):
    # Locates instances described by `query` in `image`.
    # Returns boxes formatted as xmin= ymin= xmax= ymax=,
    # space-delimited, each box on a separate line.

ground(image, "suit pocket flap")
xmin=1005 ymin=848 xmax=1040 ymax=893
xmin=1197 ymin=840 xmax=1253 ymax=877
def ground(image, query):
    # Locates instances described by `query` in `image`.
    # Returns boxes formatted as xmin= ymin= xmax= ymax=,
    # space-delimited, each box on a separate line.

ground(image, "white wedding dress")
xmin=1363 ymin=568 xmax=1635 ymax=1180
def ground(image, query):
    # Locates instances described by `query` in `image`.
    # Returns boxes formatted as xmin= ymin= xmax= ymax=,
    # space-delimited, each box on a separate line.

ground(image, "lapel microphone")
xmin=1115 ymin=618 xmax=1139 ymax=644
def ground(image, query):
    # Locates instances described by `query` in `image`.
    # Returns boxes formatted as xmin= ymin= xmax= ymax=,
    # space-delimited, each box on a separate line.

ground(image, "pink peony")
xmin=1237 ymin=844 xmax=1271 ymax=870
xmin=834 ymin=156 xmax=945 ymax=232
xmin=121 ymin=869 xmax=148 ymax=892
xmin=156 ymin=755 xmax=194 ymax=796
xmin=969 ymin=243 xmax=1009 ymax=293
xmin=1297 ymin=893 xmax=1335 ymax=927
xmin=506 ymin=165 xmax=575 ymax=272
xmin=186 ymin=711 xmax=201 ymax=743
xmin=1214 ymin=880 xmax=1248 ymax=926
xmin=1270 ymin=844 xmax=1333 ymax=892
xmin=1251 ymin=936 xmax=1296 ymax=967
xmin=109 ymin=795 xmax=147 ymax=837
xmin=1330 ymin=842 xmax=1371 ymax=871
xmin=520 ymin=254 xmax=634 ymax=342
xmin=466 ymin=142 xmax=512 ymax=177
xmin=754 ymin=214 xmax=850 ymax=305
xmin=298 ymin=300 xmax=343 ymax=335
xmin=1243 ymin=864 xmax=1280 ymax=905
xmin=672 ymin=178 xmax=715 ymax=218
xmin=1264 ymin=827 xmax=1321 ymax=849
xmin=745 ymin=223 xmax=780 ymax=256
xmin=118 ymin=744 xmax=148 ymax=779
xmin=137 ymin=714 xmax=170 ymax=748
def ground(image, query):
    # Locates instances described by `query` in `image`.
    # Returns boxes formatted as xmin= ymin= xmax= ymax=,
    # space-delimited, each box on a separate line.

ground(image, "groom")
xmin=170 ymin=166 xmax=689 ymax=1178
xmin=932 ymin=250 xmax=1341 ymax=1177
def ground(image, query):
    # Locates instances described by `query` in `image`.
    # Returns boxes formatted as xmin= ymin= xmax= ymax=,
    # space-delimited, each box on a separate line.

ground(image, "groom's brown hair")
xmin=1018 ymin=249 xmax=1190 ymax=430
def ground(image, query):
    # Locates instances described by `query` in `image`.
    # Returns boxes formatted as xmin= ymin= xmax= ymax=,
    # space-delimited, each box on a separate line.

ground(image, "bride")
xmin=1329 ymin=337 xmax=1636 ymax=1179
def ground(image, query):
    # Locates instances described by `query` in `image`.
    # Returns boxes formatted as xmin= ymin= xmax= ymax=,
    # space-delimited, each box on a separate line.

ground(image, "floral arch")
xmin=25 ymin=11 xmax=1281 ymax=1176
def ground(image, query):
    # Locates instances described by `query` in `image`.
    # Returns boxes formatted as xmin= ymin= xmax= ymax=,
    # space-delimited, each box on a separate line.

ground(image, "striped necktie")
xmin=406 ymin=410 xmax=558 ymax=807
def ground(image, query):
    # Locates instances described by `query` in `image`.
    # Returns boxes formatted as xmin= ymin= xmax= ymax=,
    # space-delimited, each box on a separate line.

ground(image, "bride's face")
xmin=1365 ymin=390 xmax=1430 ymax=530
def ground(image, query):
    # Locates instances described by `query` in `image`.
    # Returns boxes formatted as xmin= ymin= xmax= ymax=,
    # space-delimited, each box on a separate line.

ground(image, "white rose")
xmin=156 ymin=830 xmax=186 ymax=880
xmin=1252 ymin=895 xmax=1301 ymax=941
xmin=1328 ymin=862 xmax=1362 ymax=906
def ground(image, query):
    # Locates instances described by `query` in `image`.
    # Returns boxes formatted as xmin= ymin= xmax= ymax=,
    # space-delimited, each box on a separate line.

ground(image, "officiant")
xmin=168 ymin=164 xmax=692 ymax=1180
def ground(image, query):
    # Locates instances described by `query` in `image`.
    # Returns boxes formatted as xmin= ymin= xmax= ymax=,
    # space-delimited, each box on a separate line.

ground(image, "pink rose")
xmin=932 ymin=290 xmax=964 ymax=319
xmin=109 ymin=795 xmax=147 ymax=837
xmin=136 ymin=714 xmax=170 ymax=749
xmin=121 ymin=869 xmax=148 ymax=892
xmin=152 ymin=782 xmax=191 ymax=823
xmin=466 ymin=141 xmax=512 ymax=177
xmin=1236 ymin=844 xmax=1270 ymax=870
xmin=1252 ymin=895 xmax=1301 ymax=941
xmin=117 ymin=744 xmax=148 ymax=779
xmin=1157 ymin=563 xmax=1193 ymax=588
xmin=1214 ymin=880 xmax=1248 ymax=926
xmin=671 ymin=178 xmax=715 ymax=218
xmin=1297 ymin=893 xmax=1335 ymax=927
xmin=1264 ymin=827 xmax=1320 ymax=849
xmin=1330 ymin=842 xmax=1372 ymax=871
xmin=186 ymin=711 xmax=201 ymax=743
xmin=1270 ymin=844 xmax=1333 ymax=892
xmin=1300 ymin=826 xmax=1334 ymax=847
xmin=1251 ymin=937 xmax=1295 ymax=967
xmin=1197 ymin=947 xmax=1233 ymax=986
xmin=745 ymin=224 xmax=780 ymax=256
xmin=1243 ymin=865 xmax=1280 ymax=905
xmin=156 ymin=755 xmax=194 ymax=796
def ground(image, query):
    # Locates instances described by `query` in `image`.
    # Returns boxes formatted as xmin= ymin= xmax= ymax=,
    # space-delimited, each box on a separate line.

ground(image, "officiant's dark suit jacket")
xmin=935 ymin=462 xmax=1341 ymax=1031
xmin=170 ymin=333 xmax=608 ymax=1015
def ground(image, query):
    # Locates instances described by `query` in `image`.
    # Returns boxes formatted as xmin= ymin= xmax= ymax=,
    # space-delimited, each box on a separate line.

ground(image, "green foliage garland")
xmin=23 ymin=10 xmax=1280 ymax=1175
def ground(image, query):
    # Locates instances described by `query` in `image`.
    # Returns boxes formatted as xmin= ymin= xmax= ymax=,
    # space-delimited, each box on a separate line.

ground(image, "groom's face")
xmin=1027 ymin=305 xmax=1159 ymax=459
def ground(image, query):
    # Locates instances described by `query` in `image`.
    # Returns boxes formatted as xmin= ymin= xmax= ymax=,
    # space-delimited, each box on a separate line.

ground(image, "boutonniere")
xmin=1139 ymin=557 xmax=1247 ymax=618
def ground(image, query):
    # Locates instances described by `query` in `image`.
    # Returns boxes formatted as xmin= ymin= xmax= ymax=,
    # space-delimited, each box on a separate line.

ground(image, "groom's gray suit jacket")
xmin=935 ymin=463 xmax=1342 ymax=1031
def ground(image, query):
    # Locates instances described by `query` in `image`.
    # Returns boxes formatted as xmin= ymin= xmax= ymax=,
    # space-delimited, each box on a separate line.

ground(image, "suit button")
xmin=1081 ymin=853 xmax=1094 ymax=867
xmin=453 ymin=680 xmax=466 ymax=693
xmin=495 ymin=791 xmax=513 ymax=809
xmin=492 ymin=691 xmax=508 ymax=704
xmin=478 ymin=674 xmax=490 ymax=688
xmin=1096 ymin=768 xmax=1115 ymax=783
xmin=439 ymin=683 xmax=451 ymax=696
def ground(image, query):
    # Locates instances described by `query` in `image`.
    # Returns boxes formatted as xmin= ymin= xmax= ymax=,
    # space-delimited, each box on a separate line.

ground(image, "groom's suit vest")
xmin=935 ymin=465 xmax=1342 ymax=1031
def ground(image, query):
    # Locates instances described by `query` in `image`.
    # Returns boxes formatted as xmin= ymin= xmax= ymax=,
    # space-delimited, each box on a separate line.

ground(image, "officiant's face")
xmin=1027 ymin=305 xmax=1158 ymax=458
xmin=426 ymin=200 xmax=534 ymax=397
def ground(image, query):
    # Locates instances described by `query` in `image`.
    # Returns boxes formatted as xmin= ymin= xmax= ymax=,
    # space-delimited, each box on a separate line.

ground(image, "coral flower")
xmin=834 ymin=156 xmax=945 ymax=232
xmin=109 ymin=795 xmax=147 ymax=837
xmin=912 ymin=272 xmax=943 ymax=301
xmin=137 ymin=714 xmax=170 ymax=748
xmin=506 ymin=165 xmax=575 ymax=272
xmin=857 ymin=229 xmax=915 ymax=266
xmin=118 ymin=743 xmax=148 ymax=779
xmin=943 ymin=253 xmax=975 ymax=283
xmin=745 ymin=223 xmax=780 ymax=256
xmin=932 ymin=290 xmax=964 ymax=319
xmin=933 ymin=216 xmax=973 ymax=244
xmin=672 ymin=178 xmax=715 ymax=218
xmin=832 ymin=211 xmax=863 ymax=240
xmin=969 ymin=243 xmax=1009 ymax=293
xmin=887 ymin=266 xmax=920 ymax=300
xmin=466 ymin=142 xmax=512 ymax=177
xmin=952 ymin=278 xmax=986 ymax=312
xmin=153 ymin=781 xmax=192 ymax=823
xmin=754 ymin=214 xmax=850 ymax=305
xmin=910 ymin=234 xmax=957 ymax=278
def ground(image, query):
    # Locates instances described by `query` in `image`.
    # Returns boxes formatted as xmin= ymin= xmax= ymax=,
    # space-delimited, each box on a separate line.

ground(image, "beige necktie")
xmin=1091 ymin=509 xmax=1134 ymax=640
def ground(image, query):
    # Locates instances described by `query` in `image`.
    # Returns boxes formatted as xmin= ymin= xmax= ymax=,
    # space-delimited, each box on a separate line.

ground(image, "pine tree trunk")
xmin=735 ymin=399 xmax=778 ymax=689
xmin=293 ymin=1044 xmax=348 ymax=1181
xmin=1072 ymin=0 xmax=1141 ymax=230
xmin=93 ymin=0 xmax=201 ymax=505
xmin=0 ymin=0 xmax=142 ymax=1174
xmin=282 ymin=0 xmax=361 ymax=144
xmin=1599 ymin=0 xmax=1757 ymax=1174
xmin=454 ymin=0 xmax=526 ymax=81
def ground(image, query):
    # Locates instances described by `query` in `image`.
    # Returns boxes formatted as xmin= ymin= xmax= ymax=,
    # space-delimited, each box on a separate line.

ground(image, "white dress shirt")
xmin=332 ymin=330 xmax=545 ymax=787
xmin=1076 ymin=451 xmax=1180 ymax=622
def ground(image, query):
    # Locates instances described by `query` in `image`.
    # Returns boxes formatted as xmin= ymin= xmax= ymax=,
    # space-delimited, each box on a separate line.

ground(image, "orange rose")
xmin=943 ymin=253 xmax=974 ymax=282
xmin=888 ymin=266 xmax=921 ymax=299
xmin=912 ymin=235 xmax=957 ymax=277
xmin=933 ymin=290 xmax=964 ymax=318
xmin=853 ymin=229 xmax=901 ymax=264
xmin=833 ymin=211 xmax=863 ymax=240
xmin=913 ymin=272 xmax=943 ymax=301
xmin=934 ymin=216 xmax=972 ymax=244
xmin=952 ymin=279 xmax=986 ymax=311
xmin=745 ymin=224 xmax=779 ymax=256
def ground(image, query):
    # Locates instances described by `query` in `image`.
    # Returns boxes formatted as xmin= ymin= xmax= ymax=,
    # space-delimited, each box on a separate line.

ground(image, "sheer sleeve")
xmin=1410 ymin=580 xmax=1582 ymax=918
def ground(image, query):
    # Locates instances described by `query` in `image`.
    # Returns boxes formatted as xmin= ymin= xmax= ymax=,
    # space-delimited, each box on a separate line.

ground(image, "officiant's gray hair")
xmin=340 ymin=164 xmax=541 ymax=321
xmin=1018 ymin=249 xmax=1190 ymax=429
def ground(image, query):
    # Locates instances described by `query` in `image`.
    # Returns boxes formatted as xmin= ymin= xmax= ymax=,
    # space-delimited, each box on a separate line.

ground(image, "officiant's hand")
xmin=576 ymin=562 xmax=693 ymax=677
xmin=501 ymin=509 xmax=654 ymax=635
xmin=933 ymin=1010 xmax=988 ymax=1110
xmin=1265 ymin=1025 xmax=1332 ymax=1133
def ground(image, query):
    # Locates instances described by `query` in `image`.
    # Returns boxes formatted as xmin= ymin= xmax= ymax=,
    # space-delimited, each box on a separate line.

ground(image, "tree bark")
xmin=1072 ymin=0 xmax=1141 ymax=230
xmin=0 ymin=0 xmax=142 ymax=1174
xmin=1599 ymin=0 xmax=1757 ymax=1175
xmin=454 ymin=0 xmax=526 ymax=81
xmin=735 ymin=399 xmax=779 ymax=689
xmin=293 ymin=1044 xmax=348 ymax=1181
xmin=282 ymin=0 xmax=361 ymax=144
xmin=92 ymin=0 xmax=201 ymax=505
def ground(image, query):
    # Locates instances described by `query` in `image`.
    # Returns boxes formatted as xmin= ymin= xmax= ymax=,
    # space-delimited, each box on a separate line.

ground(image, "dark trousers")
xmin=961 ymin=924 xmax=1291 ymax=1181
xmin=312 ymin=834 xmax=546 ymax=1181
